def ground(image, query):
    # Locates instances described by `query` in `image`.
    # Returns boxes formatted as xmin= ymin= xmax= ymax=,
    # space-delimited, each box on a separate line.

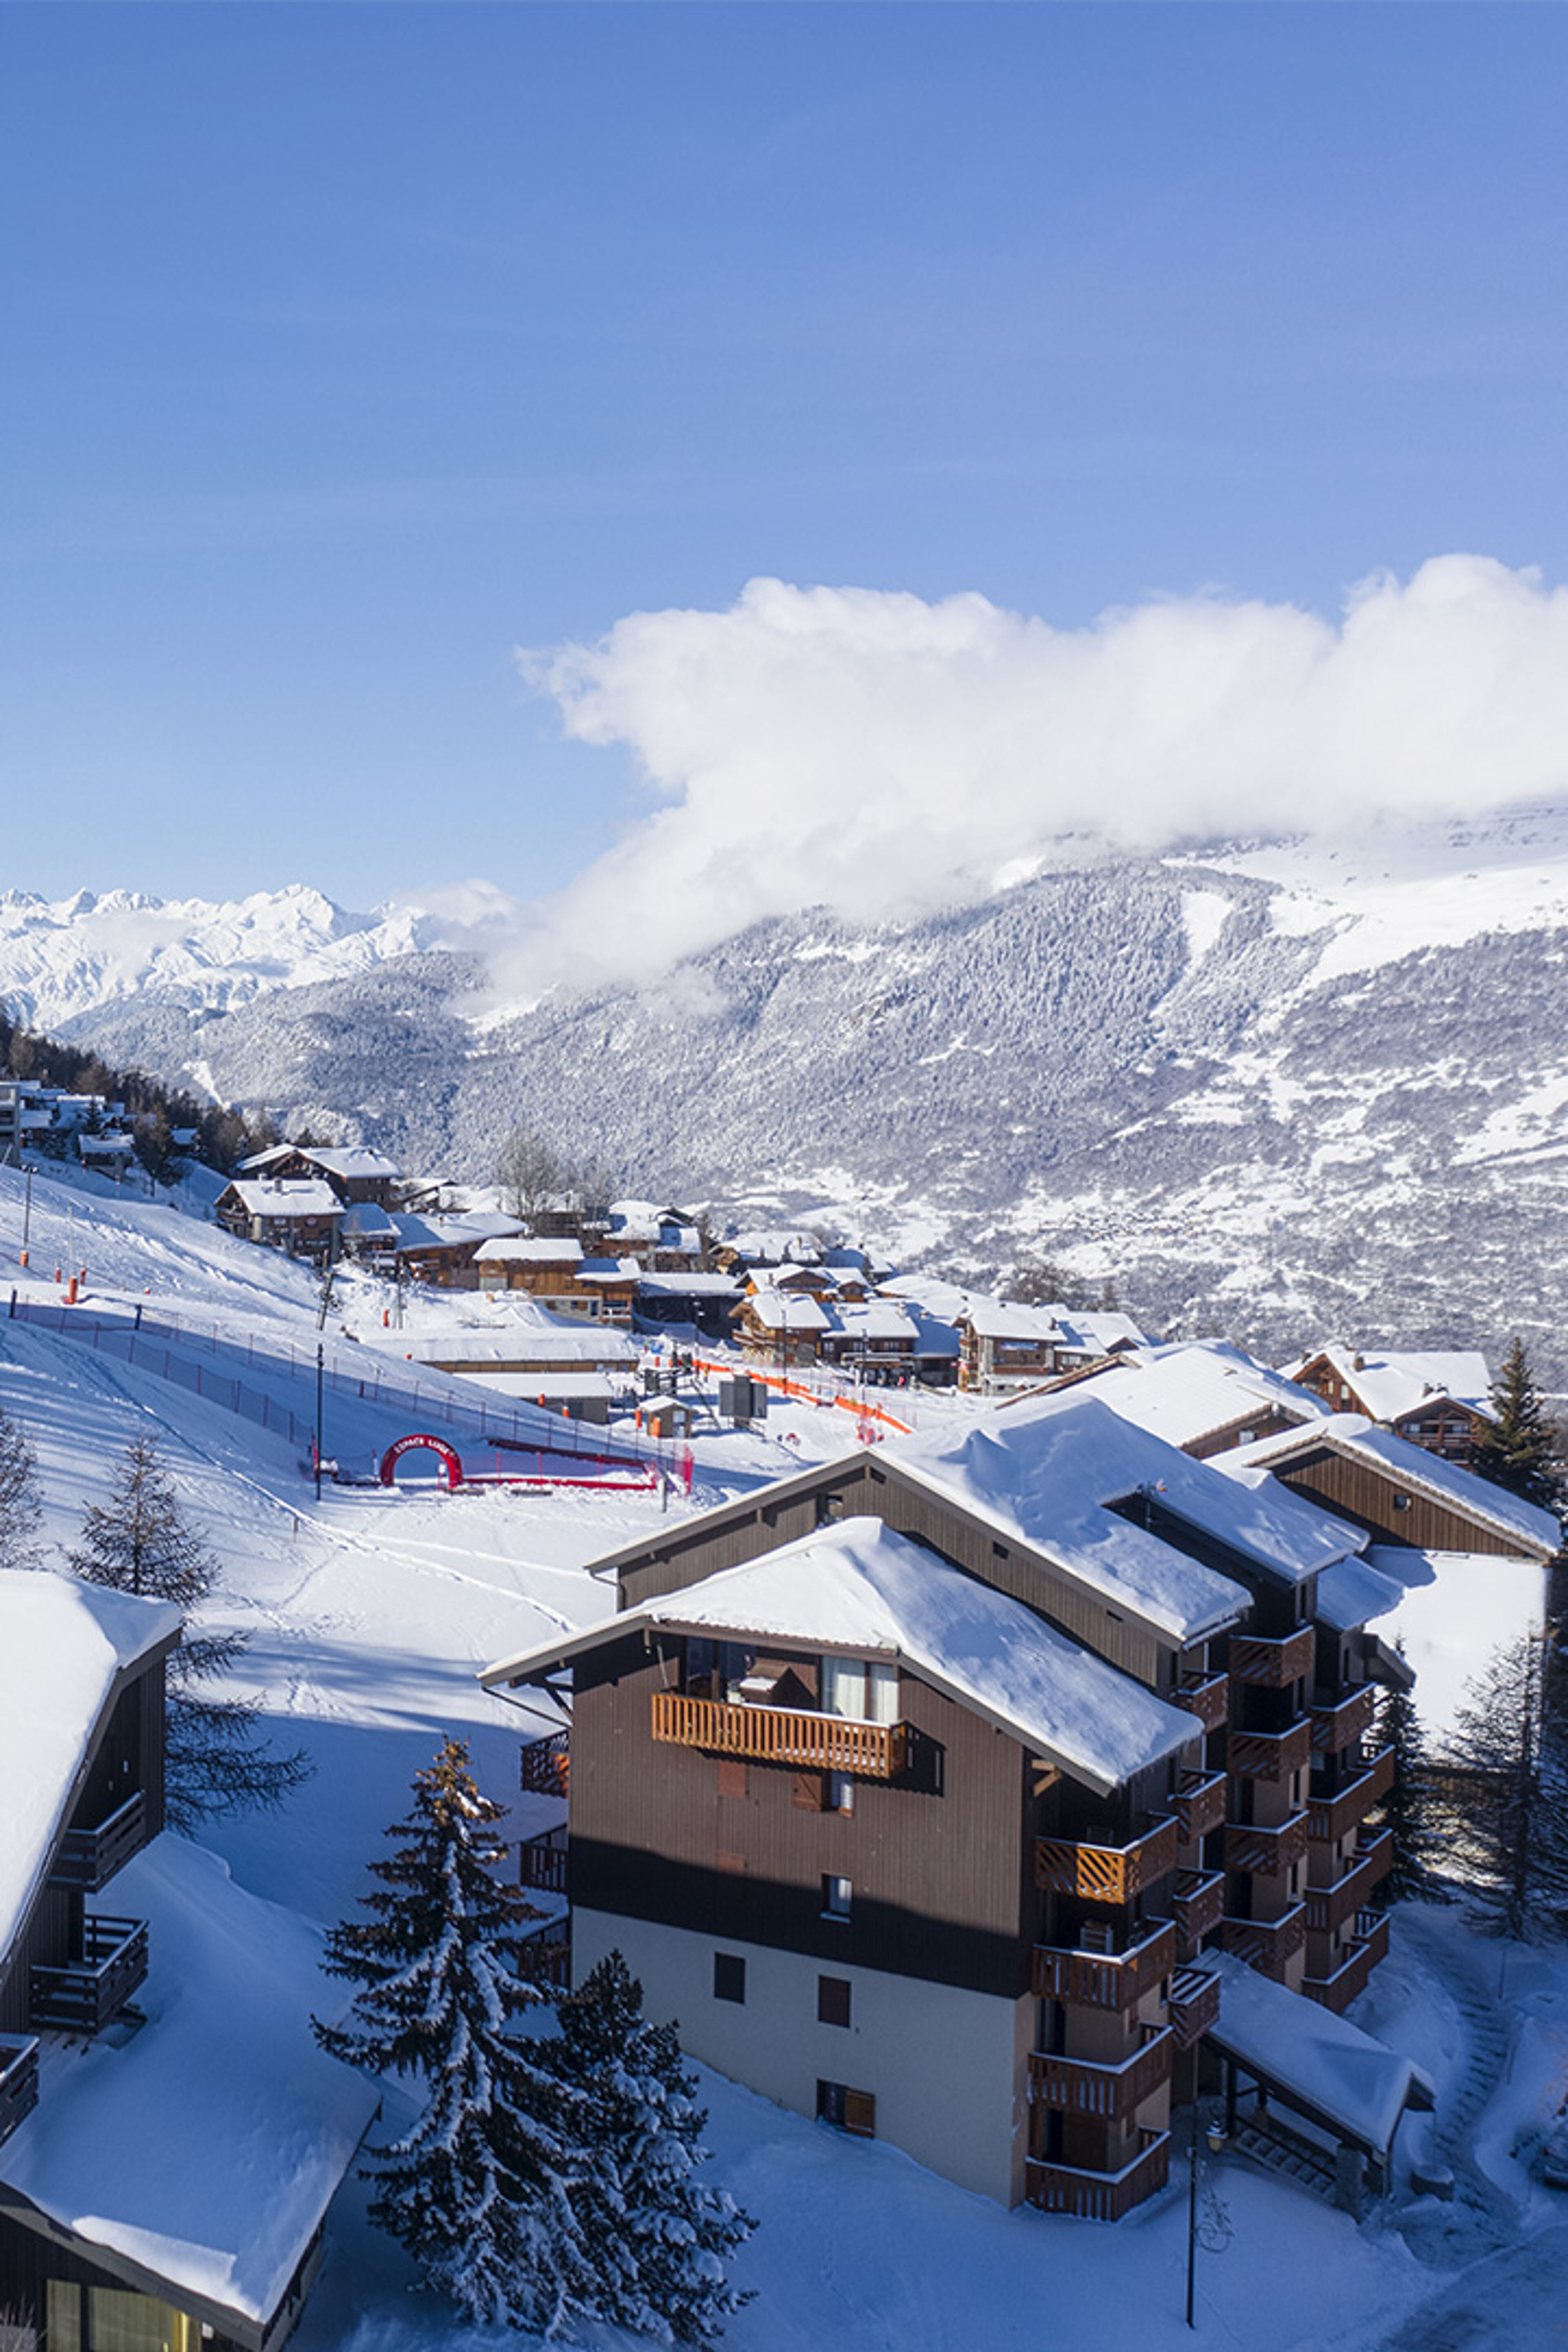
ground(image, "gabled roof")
xmin=222 ymin=1178 xmax=343 ymax=1220
xmin=744 ymin=1288 xmax=832 ymax=1333
xmin=475 ymin=1236 xmax=585 ymax=1265
xmin=1219 ymin=1413 xmax=1562 ymax=1560
xmin=1284 ymin=1345 xmax=1494 ymax=1423
xmin=1060 ymin=1340 xmax=1331 ymax=1452
xmin=0 ymin=1572 xmax=181 ymax=1958
xmin=481 ymin=1518 xmax=1200 ymax=1796
xmin=884 ymin=1393 xmax=1364 ymax=1639
xmin=1192 ymin=1949 xmax=1434 ymax=2158
xmin=296 ymin=1146 xmax=401 ymax=1182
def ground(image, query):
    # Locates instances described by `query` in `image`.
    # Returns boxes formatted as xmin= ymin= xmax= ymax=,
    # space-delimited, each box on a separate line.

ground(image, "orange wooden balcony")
xmin=1228 ymin=1626 xmax=1315 ymax=1689
xmin=1310 ymin=1685 xmax=1376 ymax=1755
xmin=1167 ymin=1768 xmax=1227 ymax=1845
xmin=519 ymin=1728 xmax=570 ymax=1796
xmin=1036 ymin=1817 xmax=1179 ymax=1904
xmin=1221 ymin=1902 xmax=1307 ymax=1980
xmin=1029 ymin=2026 xmax=1172 ymax=2125
xmin=1227 ymin=1719 xmax=1312 ymax=1784
xmin=1172 ymin=1868 xmax=1225 ymax=1953
xmin=1304 ymin=1831 xmax=1392 ymax=1936
xmin=1025 ymin=2128 xmax=1170 ymax=2221
xmin=1302 ymin=1908 xmax=1390 ymax=2014
xmin=1167 ymin=1965 xmax=1221 ymax=2049
xmin=1224 ymin=1810 xmax=1310 ymax=1879
xmin=1172 ymin=1670 xmax=1229 ymax=1735
xmin=1306 ymin=1745 xmax=1395 ymax=1843
xmin=1032 ymin=1919 xmax=1175 ymax=2011
xmin=650 ymin=1690 xmax=907 ymax=1777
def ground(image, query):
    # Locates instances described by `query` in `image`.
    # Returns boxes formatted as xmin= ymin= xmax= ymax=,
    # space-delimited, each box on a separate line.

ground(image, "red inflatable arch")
xmin=379 ymin=1432 xmax=464 ymax=1489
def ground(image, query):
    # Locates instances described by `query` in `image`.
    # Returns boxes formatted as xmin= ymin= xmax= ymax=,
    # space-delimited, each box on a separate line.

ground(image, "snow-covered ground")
xmin=2 ymin=1152 xmax=1565 ymax=2351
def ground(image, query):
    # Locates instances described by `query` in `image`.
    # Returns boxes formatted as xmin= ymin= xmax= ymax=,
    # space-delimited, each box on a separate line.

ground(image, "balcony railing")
xmin=30 ymin=1916 xmax=148 ymax=2035
xmin=1228 ymin=1626 xmax=1316 ymax=1689
xmin=1304 ymin=1831 xmax=1392 ymax=1937
xmin=1310 ymin=1685 xmax=1376 ymax=1755
xmin=1172 ymin=1869 xmax=1225 ymax=1953
xmin=1032 ymin=1919 xmax=1175 ymax=2011
xmin=50 ymin=1791 xmax=148 ymax=1892
xmin=519 ymin=1729 xmax=570 ymax=1797
xmin=1167 ymin=1965 xmax=1222 ymax=2049
xmin=1025 ymin=2128 xmax=1170 ymax=2222
xmin=650 ymin=1690 xmax=908 ymax=1778
xmin=1172 ymin=1670 xmax=1229 ymax=1736
xmin=1029 ymin=2027 xmax=1172 ymax=2125
xmin=1306 ymin=1745 xmax=1395 ymax=1844
xmin=1220 ymin=1902 xmax=1307 ymax=1980
xmin=0 ymin=2038 xmax=40 ymax=2149
xmin=1302 ymin=1910 xmax=1389 ymax=2014
xmin=1036 ymin=1817 xmax=1179 ymax=1905
xmin=1167 ymin=1769 xmax=1227 ymax=1845
xmin=1224 ymin=1810 xmax=1310 ymax=1879
xmin=519 ymin=1835 xmax=568 ymax=1895
xmin=1227 ymin=1719 xmax=1312 ymax=1785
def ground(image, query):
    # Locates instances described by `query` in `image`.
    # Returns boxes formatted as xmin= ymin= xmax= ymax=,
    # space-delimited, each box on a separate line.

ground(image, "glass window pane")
xmin=46 ymin=2284 xmax=81 ymax=2352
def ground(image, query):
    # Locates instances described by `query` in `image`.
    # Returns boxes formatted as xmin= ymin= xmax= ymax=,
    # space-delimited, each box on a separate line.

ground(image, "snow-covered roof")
xmin=1049 ymin=1308 xmax=1150 ymax=1355
xmin=1315 ymin=1552 xmax=1407 ymax=1633
xmin=389 ymin=1209 xmax=523 ymax=1252
xmin=0 ymin=1839 xmax=378 ymax=2334
xmin=884 ymin=1394 xmax=1365 ymax=1645
xmin=722 ymin=1228 xmax=824 ymax=1265
xmin=577 ymin=1256 xmax=641 ymax=1282
xmin=636 ymin=1271 xmax=742 ymax=1297
xmin=482 ymin=1518 xmax=1200 ymax=1796
xmin=0 ymin=1571 xmax=181 ymax=1958
xmin=836 ymin=1301 xmax=918 ymax=1343
xmin=1192 ymin=1949 xmax=1434 ymax=2156
xmin=746 ymin=1288 xmax=832 ymax=1333
xmin=958 ymin=1301 xmax=1062 ymax=1343
xmin=77 ymin=1130 xmax=133 ymax=1156
xmin=1220 ymin=1413 xmax=1562 ymax=1559
xmin=339 ymin=1201 xmax=397 ymax=1240
xmin=1284 ymin=1345 xmax=1494 ymax=1421
xmin=1073 ymin=1341 xmax=1331 ymax=1452
xmin=475 ymin=1236 xmax=585 ymax=1265
xmin=296 ymin=1147 xmax=401 ymax=1182
xmin=225 ymin=1178 xmax=343 ymax=1220
xmin=405 ymin=1322 xmax=637 ymax=1367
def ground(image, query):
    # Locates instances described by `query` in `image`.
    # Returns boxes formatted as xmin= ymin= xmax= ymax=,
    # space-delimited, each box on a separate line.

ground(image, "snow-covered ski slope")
xmin=2 ymin=1155 xmax=1566 ymax=2352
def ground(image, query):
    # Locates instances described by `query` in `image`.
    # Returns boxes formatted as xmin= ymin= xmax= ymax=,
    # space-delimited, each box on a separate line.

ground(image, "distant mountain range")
xmin=7 ymin=806 xmax=1568 ymax=1379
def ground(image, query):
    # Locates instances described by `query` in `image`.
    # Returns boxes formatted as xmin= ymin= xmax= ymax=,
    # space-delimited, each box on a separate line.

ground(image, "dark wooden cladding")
xmin=614 ymin=1457 xmax=1186 ymax=1684
xmin=569 ymin=1633 xmax=1041 ymax=1998
xmin=1272 ymin=1448 xmax=1530 ymax=1556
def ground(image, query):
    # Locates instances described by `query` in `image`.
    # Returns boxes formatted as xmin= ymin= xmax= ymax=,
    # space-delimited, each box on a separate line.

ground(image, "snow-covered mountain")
xmin=8 ymin=806 xmax=1568 ymax=1373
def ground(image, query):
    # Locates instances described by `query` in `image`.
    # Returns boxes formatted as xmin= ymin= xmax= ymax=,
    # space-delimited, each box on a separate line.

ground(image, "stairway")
xmin=1229 ymin=2112 xmax=1339 ymax=2202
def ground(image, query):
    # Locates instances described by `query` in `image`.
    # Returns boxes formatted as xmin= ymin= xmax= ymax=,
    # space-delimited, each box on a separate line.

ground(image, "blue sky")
xmin=5 ymin=3 xmax=1568 ymax=912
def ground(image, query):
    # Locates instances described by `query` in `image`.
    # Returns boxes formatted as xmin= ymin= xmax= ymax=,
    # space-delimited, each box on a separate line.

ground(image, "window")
xmin=827 ymin=1773 xmax=855 ymax=1815
xmin=1393 ymin=1493 xmax=1412 ymax=1513
xmin=822 ymin=1873 xmax=852 ymax=1919
xmin=713 ymin=1953 xmax=746 ymax=2004
xmin=821 ymin=1658 xmax=898 ymax=1724
xmin=817 ymin=2078 xmax=875 ymax=2136
xmin=818 ymin=1974 xmax=852 ymax=2027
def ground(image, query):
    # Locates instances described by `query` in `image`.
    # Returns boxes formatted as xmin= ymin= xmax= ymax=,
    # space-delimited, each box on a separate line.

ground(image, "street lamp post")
xmin=314 ymin=1341 xmax=325 ymax=1501
xmin=20 ymin=1163 xmax=34 ymax=1268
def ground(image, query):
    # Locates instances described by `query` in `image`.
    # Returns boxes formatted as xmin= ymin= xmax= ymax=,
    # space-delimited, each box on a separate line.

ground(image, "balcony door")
xmin=822 ymin=1657 xmax=898 ymax=1725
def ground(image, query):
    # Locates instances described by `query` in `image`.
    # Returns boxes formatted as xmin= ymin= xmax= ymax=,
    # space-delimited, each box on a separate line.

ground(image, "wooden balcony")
xmin=519 ymin=1835 xmax=568 ymax=1895
xmin=1305 ymin=1831 xmax=1392 ymax=1937
xmin=1302 ymin=1910 xmax=1389 ymax=2014
xmin=1036 ymin=1817 xmax=1179 ymax=1905
xmin=1168 ymin=1769 xmax=1227 ymax=1844
xmin=1172 ymin=1869 xmax=1225 ymax=1953
xmin=650 ymin=1690 xmax=907 ymax=1778
xmin=0 ymin=2038 xmax=40 ymax=2149
xmin=1172 ymin=1670 xmax=1229 ymax=1736
xmin=1167 ymin=1965 xmax=1222 ymax=2050
xmin=1310 ymin=1685 xmax=1376 ymax=1756
xmin=1229 ymin=1626 xmax=1316 ymax=1689
xmin=50 ymin=1792 xmax=148 ymax=1893
xmin=1029 ymin=2027 xmax=1172 ymax=2125
xmin=1221 ymin=1902 xmax=1307 ymax=1980
xmin=1306 ymin=1745 xmax=1395 ymax=1844
xmin=1025 ymin=2128 xmax=1170 ymax=2222
xmin=519 ymin=1729 xmax=570 ymax=1796
xmin=1224 ymin=1810 xmax=1310 ymax=1879
xmin=1032 ymin=1919 xmax=1175 ymax=2011
xmin=1357 ymin=1906 xmax=1390 ymax=1967
xmin=1227 ymin=1719 xmax=1312 ymax=1784
xmin=30 ymin=1915 xmax=148 ymax=2035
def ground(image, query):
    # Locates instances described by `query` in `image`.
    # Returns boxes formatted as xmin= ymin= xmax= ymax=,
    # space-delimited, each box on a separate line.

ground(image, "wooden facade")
xmin=1271 ymin=1443 xmax=1533 ymax=1555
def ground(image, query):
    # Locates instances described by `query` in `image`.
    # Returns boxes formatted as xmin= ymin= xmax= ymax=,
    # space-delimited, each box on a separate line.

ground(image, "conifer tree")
xmin=69 ymin=1436 xmax=310 ymax=1828
xmin=1473 ymin=1338 xmax=1566 ymax=1519
xmin=0 ymin=1403 xmax=42 ymax=1572
xmin=314 ymin=1739 xmax=592 ymax=2332
xmin=546 ymin=1951 xmax=754 ymax=2345
xmin=1447 ymin=1631 xmax=1568 ymax=1937
xmin=1374 ymin=1646 xmax=1441 ymax=1903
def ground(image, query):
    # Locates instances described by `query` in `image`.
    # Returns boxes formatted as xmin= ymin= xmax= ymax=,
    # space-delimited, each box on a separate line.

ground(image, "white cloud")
xmin=498 ymin=557 xmax=1568 ymax=997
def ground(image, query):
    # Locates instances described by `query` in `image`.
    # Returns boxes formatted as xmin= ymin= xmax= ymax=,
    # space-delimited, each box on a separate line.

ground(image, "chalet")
xmin=604 ymin=1204 xmax=706 ymax=1273
xmin=473 ymin=1238 xmax=640 ymax=1322
xmin=482 ymin=1392 xmax=1421 ymax=2221
xmin=0 ymin=1572 xmax=374 ymax=2352
xmin=75 ymin=1130 xmax=135 ymax=1178
xmin=1055 ymin=1341 xmax=1332 ymax=1460
xmin=953 ymin=1303 xmax=1064 ymax=1393
xmin=735 ymin=1288 xmax=832 ymax=1367
xmin=389 ymin=1210 xmax=523 ymax=1287
xmin=633 ymin=1271 xmax=744 ymax=1343
xmin=713 ymin=1230 xmax=823 ymax=1277
xmin=214 ymin=1178 xmax=344 ymax=1264
xmin=406 ymin=1319 xmax=638 ymax=1396
xmin=236 ymin=1145 xmax=402 ymax=1209
xmin=1284 ymin=1348 xmax=1494 ymax=1466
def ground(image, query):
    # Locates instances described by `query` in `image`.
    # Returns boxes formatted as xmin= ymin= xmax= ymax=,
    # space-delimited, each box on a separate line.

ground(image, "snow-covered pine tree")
xmin=1373 ymin=1644 xmax=1441 ymax=1903
xmin=1447 ymin=1631 xmax=1568 ymax=1937
xmin=1473 ymin=1337 xmax=1566 ymax=1519
xmin=0 ymin=1403 xmax=42 ymax=1571
xmin=69 ymin=1436 xmax=310 ymax=1827
xmin=548 ymin=1950 xmax=754 ymax=2345
xmin=313 ymin=1738 xmax=593 ymax=2333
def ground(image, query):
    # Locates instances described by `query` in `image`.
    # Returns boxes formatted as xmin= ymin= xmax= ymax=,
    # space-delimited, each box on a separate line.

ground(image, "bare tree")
xmin=495 ymin=1131 xmax=569 ymax=1228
